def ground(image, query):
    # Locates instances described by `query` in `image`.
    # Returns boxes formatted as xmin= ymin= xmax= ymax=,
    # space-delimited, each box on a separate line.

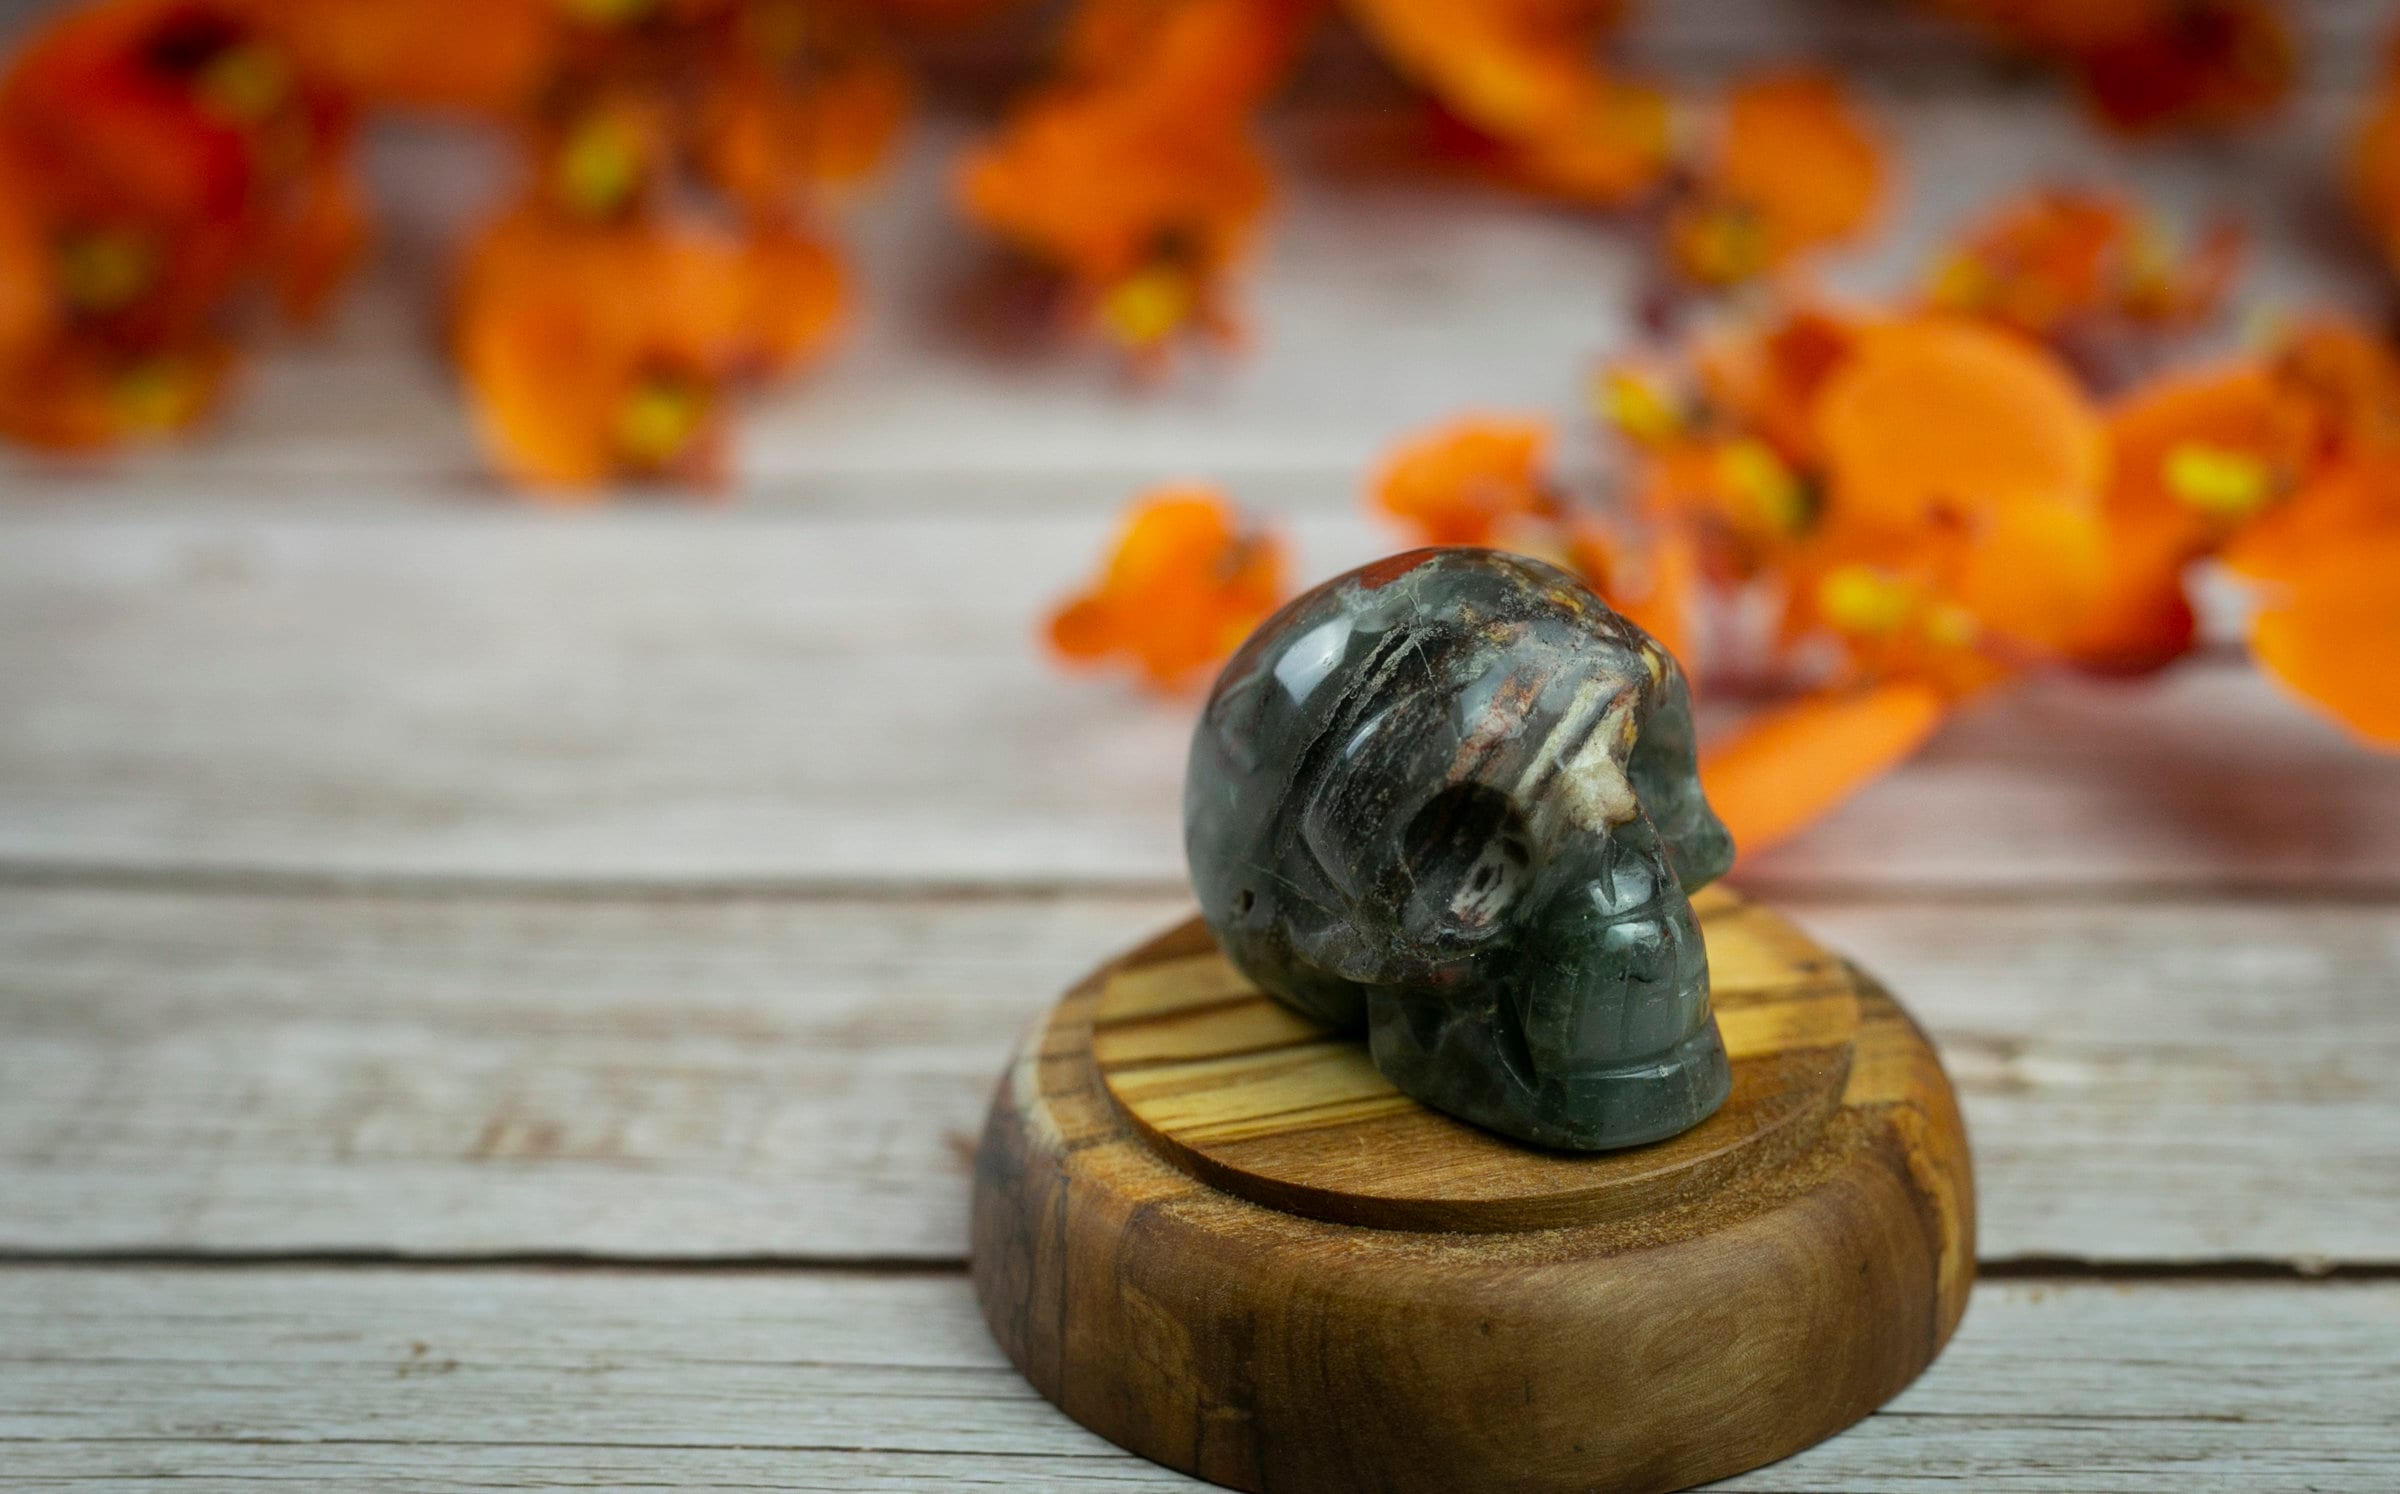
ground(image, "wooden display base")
xmin=972 ymin=888 xmax=1975 ymax=1494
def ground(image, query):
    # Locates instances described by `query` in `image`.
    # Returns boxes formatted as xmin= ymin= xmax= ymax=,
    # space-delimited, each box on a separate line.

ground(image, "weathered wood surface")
xmin=2 ymin=1269 xmax=2394 ymax=1493
xmin=2 ymin=506 xmax=2394 ymax=889
xmin=2 ymin=884 xmax=2393 ymax=1264
xmin=0 ymin=51 xmax=2393 ymax=1491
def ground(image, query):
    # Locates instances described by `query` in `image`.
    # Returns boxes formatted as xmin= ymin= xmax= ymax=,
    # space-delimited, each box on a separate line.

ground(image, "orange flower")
xmin=1926 ymin=187 xmax=2239 ymax=338
xmin=454 ymin=205 xmax=844 ymax=491
xmin=1048 ymin=488 xmax=1290 ymax=691
xmin=0 ymin=0 xmax=363 ymax=448
xmin=958 ymin=0 xmax=1308 ymax=355
xmin=1666 ymin=71 xmax=1885 ymax=287
xmin=1698 ymin=681 xmax=1949 ymax=859
xmin=1371 ymin=416 xmax=1554 ymax=546
xmin=1344 ymin=0 xmax=1670 ymax=205
xmin=697 ymin=0 xmax=913 ymax=211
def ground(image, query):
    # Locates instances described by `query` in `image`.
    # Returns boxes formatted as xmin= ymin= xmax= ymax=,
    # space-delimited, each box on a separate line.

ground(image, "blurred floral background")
xmin=4 ymin=0 xmax=2398 ymax=864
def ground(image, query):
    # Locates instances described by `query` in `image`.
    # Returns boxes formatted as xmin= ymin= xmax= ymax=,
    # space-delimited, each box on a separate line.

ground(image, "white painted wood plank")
xmin=2 ymin=886 xmax=2392 ymax=1263
xmin=0 ymin=505 xmax=2390 ymax=887
xmin=0 ymin=1269 xmax=2392 ymax=1492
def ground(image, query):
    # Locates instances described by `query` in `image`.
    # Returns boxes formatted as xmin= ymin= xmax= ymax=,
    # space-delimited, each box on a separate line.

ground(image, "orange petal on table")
xmin=1815 ymin=316 xmax=2106 ymax=530
xmin=2248 ymin=535 xmax=2400 ymax=747
xmin=1045 ymin=488 xmax=1290 ymax=693
xmin=1699 ymin=680 xmax=1950 ymax=859
xmin=1370 ymin=416 xmax=1552 ymax=547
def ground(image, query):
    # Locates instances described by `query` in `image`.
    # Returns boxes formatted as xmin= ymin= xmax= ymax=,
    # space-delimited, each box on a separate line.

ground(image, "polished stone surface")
xmin=1186 ymin=547 xmax=1735 ymax=1150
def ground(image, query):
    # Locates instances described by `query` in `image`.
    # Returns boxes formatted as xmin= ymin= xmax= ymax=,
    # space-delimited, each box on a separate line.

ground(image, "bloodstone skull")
xmin=1185 ymin=547 xmax=1736 ymax=1150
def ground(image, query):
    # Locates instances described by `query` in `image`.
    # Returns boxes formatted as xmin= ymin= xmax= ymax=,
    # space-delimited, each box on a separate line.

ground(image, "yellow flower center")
xmin=57 ymin=230 xmax=158 ymax=314
xmin=2163 ymin=442 xmax=2271 ymax=518
xmin=1595 ymin=370 xmax=1682 ymax=446
xmin=1924 ymin=252 xmax=1993 ymax=313
xmin=556 ymin=118 xmax=644 ymax=217
xmin=1818 ymin=565 xmax=1915 ymax=636
xmin=617 ymin=377 xmax=708 ymax=468
xmin=1717 ymin=438 xmax=1808 ymax=536
xmin=562 ymin=0 xmax=660 ymax=25
xmin=195 ymin=44 xmax=289 ymax=123
xmin=111 ymin=358 xmax=206 ymax=433
xmin=1100 ymin=265 xmax=1195 ymax=351
xmin=1675 ymin=205 xmax=1767 ymax=286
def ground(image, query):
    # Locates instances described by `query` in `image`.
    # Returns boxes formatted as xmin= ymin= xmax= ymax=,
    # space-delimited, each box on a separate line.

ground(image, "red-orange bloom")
xmin=1666 ymin=71 xmax=1886 ymax=287
xmin=958 ymin=0 xmax=1309 ymax=355
xmin=1925 ymin=187 xmax=2239 ymax=340
xmin=1344 ymin=0 xmax=1671 ymax=205
xmin=454 ymin=205 xmax=844 ymax=492
xmin=697 ymin=0 xmax=913 ymax=212
xmin=0 ymin=0 xmax=364 ymax=448
xmin=1048 ymin=488 xmax=1290 ymax=692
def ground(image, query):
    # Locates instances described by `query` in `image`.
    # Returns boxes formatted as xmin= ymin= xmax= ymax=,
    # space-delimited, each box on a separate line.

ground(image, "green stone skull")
xmin=1185 ymin=547 xmax=1737 ymax=1151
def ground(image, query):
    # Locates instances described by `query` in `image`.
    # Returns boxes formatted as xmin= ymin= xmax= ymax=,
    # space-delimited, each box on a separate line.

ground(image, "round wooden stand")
xmin=971 ymin=888 xmax=1975 ymax=1494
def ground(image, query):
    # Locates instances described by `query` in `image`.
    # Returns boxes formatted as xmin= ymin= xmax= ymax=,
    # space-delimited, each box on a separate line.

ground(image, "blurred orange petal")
xmin=1699 ymin=681 xmax=1950 ymax=858
xmin=1046 ymin=488 xmax=1290 ymax=692
xmin=1815 ymin=316 xmax=2106 ymax=530
xmin=1371 ymin=416 xmax=1552 ymax=546
xmin=2248 ymin=535 xmax=2400 ymax=746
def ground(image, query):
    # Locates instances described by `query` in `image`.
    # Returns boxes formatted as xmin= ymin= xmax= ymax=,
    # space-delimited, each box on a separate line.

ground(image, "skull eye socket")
xmin=1399 ymin=783 xmax=1532 ymax=944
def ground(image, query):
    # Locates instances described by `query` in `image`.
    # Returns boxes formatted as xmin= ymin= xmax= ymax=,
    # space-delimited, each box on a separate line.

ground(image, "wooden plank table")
xmin=4 ymin=24 xmax=2399 ymax=1486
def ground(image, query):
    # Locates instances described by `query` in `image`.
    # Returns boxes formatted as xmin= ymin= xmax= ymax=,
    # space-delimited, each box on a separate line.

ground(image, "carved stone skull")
xmin=1185 ymin=547 xmax=1736 ymax=1150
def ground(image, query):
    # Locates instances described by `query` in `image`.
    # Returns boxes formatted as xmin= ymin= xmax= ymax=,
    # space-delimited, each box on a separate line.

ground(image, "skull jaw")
xmin=1367 ymin=998 xmax=1732 ymax=1152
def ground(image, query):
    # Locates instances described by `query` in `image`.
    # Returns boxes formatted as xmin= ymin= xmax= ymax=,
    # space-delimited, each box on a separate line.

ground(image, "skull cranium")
xmin=1185 ymin=547 xmax=1735 ymax=1150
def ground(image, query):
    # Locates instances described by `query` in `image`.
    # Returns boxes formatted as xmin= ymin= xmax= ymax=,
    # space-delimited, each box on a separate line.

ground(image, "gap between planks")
xmin=0 ymin=1250 xmax=2396 ymax=1283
